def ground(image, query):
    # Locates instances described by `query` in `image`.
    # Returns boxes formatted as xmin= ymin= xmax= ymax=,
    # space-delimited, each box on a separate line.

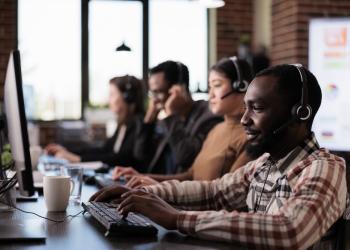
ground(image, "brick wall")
xmin=216 ymin=0 xmax=253 ymax=59
xmin=271 ymin=0 xmax=350 ymax=66
xmin=0 ymin=0 xmax=17 ymax=98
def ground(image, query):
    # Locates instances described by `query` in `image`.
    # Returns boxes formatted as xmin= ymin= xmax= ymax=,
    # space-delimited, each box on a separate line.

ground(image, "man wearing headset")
xmin=91 ymin=65 xmax=346 ymax=249
xmin=117 ymin=61 xmax=222 ymax=175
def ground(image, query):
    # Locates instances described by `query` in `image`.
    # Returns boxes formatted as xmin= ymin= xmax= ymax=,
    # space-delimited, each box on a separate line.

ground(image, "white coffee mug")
xmin=43 ymin=176 xmax=71 ymax=212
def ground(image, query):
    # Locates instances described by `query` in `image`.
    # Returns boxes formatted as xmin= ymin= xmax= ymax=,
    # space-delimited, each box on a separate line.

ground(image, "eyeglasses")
xmin=148 ymin=90 xmax=168 ymax=101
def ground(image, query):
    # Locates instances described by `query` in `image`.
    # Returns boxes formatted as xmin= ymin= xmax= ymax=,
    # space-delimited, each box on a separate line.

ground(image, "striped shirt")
xmin=142 ymin=133 xmax=347 ymax=249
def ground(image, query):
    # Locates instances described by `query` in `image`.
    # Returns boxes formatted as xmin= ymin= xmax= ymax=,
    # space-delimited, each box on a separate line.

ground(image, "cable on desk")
xmin=0 ymin=173 xmax=17 ymax=195
xmin=0 ymin=199 xmax=84 ymax=223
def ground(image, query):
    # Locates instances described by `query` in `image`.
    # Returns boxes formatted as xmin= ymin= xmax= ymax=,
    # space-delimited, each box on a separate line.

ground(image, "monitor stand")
xmin=16 ymin=190 xmax=39 ymax=202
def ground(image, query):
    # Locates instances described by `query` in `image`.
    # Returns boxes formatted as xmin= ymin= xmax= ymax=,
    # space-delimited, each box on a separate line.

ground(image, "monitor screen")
xmin=4 ymin=50 xmax=35 ymax=197
xmin=309 ymin=18 xmax=350 ymax=151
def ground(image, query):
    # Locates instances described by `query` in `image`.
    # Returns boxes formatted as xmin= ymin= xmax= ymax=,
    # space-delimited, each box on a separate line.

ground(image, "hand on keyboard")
xmin=126 ymin=175 xmax=159 ymax=188
xmin=112 ymin=166 xmax=140 ymax=181
xmin=118 ymin=189 xmax=180 ymax=230
xmin=89 ymin=183 xmax=131 ymax=202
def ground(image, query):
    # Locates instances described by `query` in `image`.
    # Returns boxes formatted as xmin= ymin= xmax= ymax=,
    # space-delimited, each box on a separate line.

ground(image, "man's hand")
xmin=118 ymin=190 xmax=180 ymax=230
xmin=164 ymin=85 xmax=191 ymax=116
xmin=89 ymin=184 xmax=131 ymax=202
xmin=45 ymin=143 xmax=81 ymax=163
xmin=112 ymin=166 xmax=140 ymax=181
xmin=45 ymin=143 xmax=66 ymax=155
xmin=144 ymin=97 xmax=163 ymax=123
xmin=126 ymin=175 xmax=159 ymax=188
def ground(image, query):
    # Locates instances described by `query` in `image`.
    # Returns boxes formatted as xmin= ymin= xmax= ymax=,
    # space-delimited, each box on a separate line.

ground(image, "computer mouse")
xmin=94 ymin=164 xmax=110 ymax=174
xmin=84 ymin=175 xmax=96 ymax=185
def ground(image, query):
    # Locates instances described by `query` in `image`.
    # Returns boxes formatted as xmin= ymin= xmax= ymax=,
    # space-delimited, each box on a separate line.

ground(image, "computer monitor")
xmin=4 ymin=50 xmax=35 ymax=197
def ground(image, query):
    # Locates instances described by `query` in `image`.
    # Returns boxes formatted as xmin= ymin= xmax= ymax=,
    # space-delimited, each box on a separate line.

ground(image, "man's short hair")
xmin=149 ymin=61 xmax=189 ymax=90
xmin=255 ymin=64 xmax=322 ymax=130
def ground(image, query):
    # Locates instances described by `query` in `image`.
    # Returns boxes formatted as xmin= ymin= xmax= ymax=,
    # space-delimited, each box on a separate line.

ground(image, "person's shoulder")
xmin=298 ymin=148 xmax=346 ymax=173
xmin=201 ymin=121 xmax=226 ymax=139
xmin=211 ymin=120 xmax=226 ymax=129
xmin=191 ymin=100 xmax=223 ymax=122
xmin=308 ymin=148 xmax=345 ymax=162
xmin=194 ymin=99 xmax=208 ymax=108
xmin=193 ymin=100 xmax=212 ymax=114
xmin=231 ymin=123 xmax=247 ymax=142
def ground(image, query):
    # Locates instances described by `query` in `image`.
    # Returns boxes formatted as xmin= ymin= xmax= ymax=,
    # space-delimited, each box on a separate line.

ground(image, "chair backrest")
xmin=334 ymin=218 xmax=346 ymax=250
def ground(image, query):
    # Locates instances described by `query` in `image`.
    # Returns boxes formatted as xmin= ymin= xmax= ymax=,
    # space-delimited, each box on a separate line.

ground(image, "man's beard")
xmin=246 ymin=127 xmax=287 ymax=159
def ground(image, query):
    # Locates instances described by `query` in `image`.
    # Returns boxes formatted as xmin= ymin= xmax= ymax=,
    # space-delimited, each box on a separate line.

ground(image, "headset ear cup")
xmin=291 ymin=104 xmax=299 ymax=119
xmin=122 ymin=93 xmax=131 ymax=103
xmin=238 ymin=80 xmax=249 ymax=92
xmin=292 ymin=103 xmax=312 ymax=121
xmin=232 ymin=80 xmax=248 ymax=93
xmin=232 ymin=80 xmax=240 ymax=91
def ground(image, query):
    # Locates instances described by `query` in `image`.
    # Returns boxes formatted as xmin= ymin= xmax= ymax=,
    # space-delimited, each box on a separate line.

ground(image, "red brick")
xmin=271 ymin=0 xmax=350 ymax=65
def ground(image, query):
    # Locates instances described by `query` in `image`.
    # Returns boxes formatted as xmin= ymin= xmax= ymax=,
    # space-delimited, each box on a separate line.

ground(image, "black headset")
xmin=122 ymin=75 xmax=135 ymax=104
xmin=230 ymin=56 xmax=249 ymax=93
xmin=290 ymin=64 xmax=312 ymax=121
xmin=273 ymin=64 xmax=313 ymax=135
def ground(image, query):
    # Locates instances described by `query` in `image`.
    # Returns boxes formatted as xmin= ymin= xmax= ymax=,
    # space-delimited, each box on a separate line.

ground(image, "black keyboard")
xmin=82 ymin=201 xmax=158 ymax=237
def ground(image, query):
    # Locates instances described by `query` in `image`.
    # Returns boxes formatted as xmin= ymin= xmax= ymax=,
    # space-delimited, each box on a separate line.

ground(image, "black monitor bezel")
xmin=10 ymin=50 xmax=35 ymax=196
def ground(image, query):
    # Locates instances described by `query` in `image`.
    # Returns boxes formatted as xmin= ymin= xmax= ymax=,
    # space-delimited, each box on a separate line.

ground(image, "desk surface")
xmin=0 ymin=185 xmax=244 ymax=250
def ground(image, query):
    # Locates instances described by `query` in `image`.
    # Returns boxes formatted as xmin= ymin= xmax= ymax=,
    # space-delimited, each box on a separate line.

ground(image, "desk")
xmin=0 ymin=185 xmax=244 ymax=250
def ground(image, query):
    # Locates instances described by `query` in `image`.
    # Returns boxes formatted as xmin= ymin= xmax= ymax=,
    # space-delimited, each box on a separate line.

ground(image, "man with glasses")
xmin=120 ymin=61 xmax=222 ymax=175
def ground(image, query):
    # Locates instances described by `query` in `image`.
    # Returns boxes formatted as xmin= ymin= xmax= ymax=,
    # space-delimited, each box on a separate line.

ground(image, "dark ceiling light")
xmin=116 ymin=41 xmax=131 ymax=52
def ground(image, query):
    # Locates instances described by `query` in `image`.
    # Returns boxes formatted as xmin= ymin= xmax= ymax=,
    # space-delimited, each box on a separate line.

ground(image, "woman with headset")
xmin=112 ymin=57 xmax=255 ymax=187
xmin=45 ymin=75 xmax=147 ymax=171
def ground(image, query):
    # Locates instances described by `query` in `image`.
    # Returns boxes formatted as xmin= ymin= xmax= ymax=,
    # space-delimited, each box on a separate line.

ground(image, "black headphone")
xmin=220 ymin=56 xmax=249 ymax=99
xmin=230 ymin=56 xmax=249 ymax=93
xmin=122 ymin=75 xmax=135 ymax=104
xmin=273 ymin=64 xmax=313 ymax=135
xmin=290 ymin=64 xmax=312 ymax=121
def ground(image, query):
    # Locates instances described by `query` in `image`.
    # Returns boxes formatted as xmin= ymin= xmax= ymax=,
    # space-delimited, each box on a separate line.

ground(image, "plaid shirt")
xmin=142 ymin=133 xmax=347 ymax=249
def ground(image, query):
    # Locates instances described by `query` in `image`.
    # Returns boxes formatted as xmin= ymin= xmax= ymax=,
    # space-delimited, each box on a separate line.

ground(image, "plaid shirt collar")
xmin=261 ymin=132 xmax=320 ymax=174
xmin=249 ymin=132 xmax=320 ymax=213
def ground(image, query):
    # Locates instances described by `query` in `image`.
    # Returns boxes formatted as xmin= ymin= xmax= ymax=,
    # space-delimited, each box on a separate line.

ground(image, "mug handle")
xmin=70 ymin=179 xmax=75 ymax=195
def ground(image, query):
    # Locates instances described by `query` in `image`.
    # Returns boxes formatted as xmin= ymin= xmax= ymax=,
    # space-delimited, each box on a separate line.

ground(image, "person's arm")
xmin=162 ymin=113 xmax=222 ymax=169
xmin=174 ymin=156 xmax=346 ymax=248
xmin=132 ymin=122 xmax=157 ymax=165
xmin=142 ymin=161 xmax=254 ymax=211
xmin=147 ymin=168 xmax=193 ymax=182
xmin=80 ymin=151 xmax=144 ymax=170
xmin=79 ymin=123 xmax=146 ymax=171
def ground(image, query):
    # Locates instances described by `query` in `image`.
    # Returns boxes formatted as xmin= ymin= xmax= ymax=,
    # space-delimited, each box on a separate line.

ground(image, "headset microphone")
xmin=272 ymin=118 xmax=296 ymax=135
xmin=220 ymin=89 xmax=235 ymax=99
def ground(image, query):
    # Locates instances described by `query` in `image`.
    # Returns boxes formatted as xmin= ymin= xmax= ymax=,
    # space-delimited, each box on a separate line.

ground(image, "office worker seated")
xmin=46 ymin=75 xmax=147 ymax=171
xmin=90 ymin=65 xmax=347 ymax=249
xmin=130 ymin=61 xmax=222 ymax=175
xmin=113 ymin=57 xmax=254 ymax=188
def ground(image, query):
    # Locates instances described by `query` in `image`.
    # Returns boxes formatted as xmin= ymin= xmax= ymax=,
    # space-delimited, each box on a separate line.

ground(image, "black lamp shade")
xmin=116 ymin=42 xmax=131 ymax=52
